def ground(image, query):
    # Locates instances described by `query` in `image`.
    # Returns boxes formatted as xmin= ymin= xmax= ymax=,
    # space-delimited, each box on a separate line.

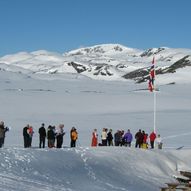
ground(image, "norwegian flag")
xmin=148 ymin=57 xmax=155 ymax=92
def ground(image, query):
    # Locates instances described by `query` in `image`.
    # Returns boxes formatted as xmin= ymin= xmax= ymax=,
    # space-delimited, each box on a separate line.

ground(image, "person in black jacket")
xmin=0 ymin=121 xmax=9 ymax=148
xmin=107 ymin=129 xmax=113 ymax=146
xmin=114 ymin=130 xmax=121 ymax=146
xmin=47 ymin=125 xmax=56 ymax=148
xmin=23 ymin=124 xmax=30 ymax=148
xmin=135 ymin=129 xmax=143 ymax=148
xmin=38 ymin=123 xmax=46 ymax=148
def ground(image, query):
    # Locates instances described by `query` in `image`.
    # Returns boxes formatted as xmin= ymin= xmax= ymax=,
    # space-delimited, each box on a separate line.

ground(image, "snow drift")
xmin=1 ymin=147 xmax=191 ymax=191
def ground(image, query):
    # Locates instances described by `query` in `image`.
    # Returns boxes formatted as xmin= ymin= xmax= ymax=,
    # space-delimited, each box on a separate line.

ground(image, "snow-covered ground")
xmin=1 ymin=71 xmax=191 ymax=148
xmin=0 ymin=72 xmax=191 ymax=191
xmin=1 ymin=147 xmax=191 ymax=191
xmin=0 ymin=45 xmax=191 ymax=190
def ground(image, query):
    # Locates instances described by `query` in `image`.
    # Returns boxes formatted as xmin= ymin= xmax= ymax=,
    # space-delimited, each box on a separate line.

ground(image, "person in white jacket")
xmin=156 ymin=134 xmax=163 ymax=149
xmin=101 ymin=128 xmax=107 ymax=146
xmin=56 ymin=124 xmax=65 ymax=148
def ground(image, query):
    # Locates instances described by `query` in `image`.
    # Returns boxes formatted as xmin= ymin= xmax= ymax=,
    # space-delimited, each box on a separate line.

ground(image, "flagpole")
xmin=154 ymin=87 xmax=156 ymax=133
xmin=153 ymin=57 xmax=156 ymax=134
xmin=148 ymin=56 xmax=156 ymax=133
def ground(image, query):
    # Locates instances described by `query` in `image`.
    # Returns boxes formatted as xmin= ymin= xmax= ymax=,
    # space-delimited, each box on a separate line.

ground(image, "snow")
xmin=0 ymin=147 xmax=191 ymax=191
xmin=0 ymin=44 xmax=191 ymax=190
xmin=157 ymin=65 xmax=191 ymax=84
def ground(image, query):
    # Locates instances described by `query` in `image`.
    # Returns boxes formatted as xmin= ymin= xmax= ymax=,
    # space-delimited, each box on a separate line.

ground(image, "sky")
xmin=0 ymin=0 xmax=191 ymax=56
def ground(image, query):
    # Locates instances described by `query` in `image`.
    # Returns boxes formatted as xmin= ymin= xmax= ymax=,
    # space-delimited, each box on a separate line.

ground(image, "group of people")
xmin=23 ymin=123 xmax=78 ymax=148
xmin=1 ymin=119 xmax=162 ymax=149
xmin=134 ymin=129 xmax=162 ymax=149
xmin=91 ymin=128 xmax=163 ymax=149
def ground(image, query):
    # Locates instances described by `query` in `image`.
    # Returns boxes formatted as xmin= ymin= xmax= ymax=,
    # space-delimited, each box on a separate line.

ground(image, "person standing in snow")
xmin=70 ymin=127 xmax=78 ymax=147
xmin=23 ymin=124 xmax=30 ymax=148
xmin=38 ymin=123 xmax=46 ymax=148
xmin=118 ymin=130 xmax=124 ymax=146
xmin=142 ymin=132 xmax=148 ymax=149
xmin=107 ymin=129 xmax=113 ymax=146
xmin=135 ymin=129 xmax=143 ymax=148
xmin=149 ymin=131 xmax=156 ymax=149
xmin=101 ymin=128 xmax=107 ymax=146
xmin=0 ymin=121 xmax=9 ymax=148
xmin=47 ymin=125 xmax=56 ymax=148
xmin=27 ymin=125 xmax=34 ymax=147
xmin=91 ymin=129 xmax=98 ymax=147
xmin=123 ymin=129 xmax=133 ymax=147
xmin=56 ymin=124 xmax=65 ymax=148
xmin=156 ymin=134 xmax=163 ymax=149
xmin=114 ymin=130 xmax=121 ymax=146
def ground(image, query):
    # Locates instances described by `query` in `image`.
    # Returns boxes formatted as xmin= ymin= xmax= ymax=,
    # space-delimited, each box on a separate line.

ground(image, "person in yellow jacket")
xmin=70 ymin=127 xmax=78 ymax=147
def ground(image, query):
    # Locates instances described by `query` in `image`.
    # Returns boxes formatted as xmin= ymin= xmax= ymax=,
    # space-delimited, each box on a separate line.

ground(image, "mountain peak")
xmin=64 ymin=43 xmax=140 ymax=56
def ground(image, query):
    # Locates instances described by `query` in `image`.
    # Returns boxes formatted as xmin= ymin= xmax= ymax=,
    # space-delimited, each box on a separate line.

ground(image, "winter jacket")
xmin=27 ymin=127 xmax=34 ymax=137
xmin=114 ymin=132 xmax=121 ymax=142
xmin=56 ymin=127 xmax=65 ymax=136
xmin=149 ymin=132 xmax=156 ymax=141
xmin=143 ymin=134 xmax=148 ymax=143
xmin=123 ymin=132 xmax=133 ymax=143
xmin=156 ymin=137 xmax=162 ymax=144
xmin=107 ymin=132 xmax=113 ymax=141
xmin=91 ymin=132 xmax=98 ymax=146
xmin=71 ymin=130 xmax=78 ymax=141
xmin=23 ymin=126 xmax=29 ymax=137
xmin=47 ymin=129 xmax=55 ymax=140
xmin=101 ymin=131 xmax=107 ymax=140
xmin=135 ymin=131 xmax=143 ymax=143
xmin=0 ymin=125 xmax=5 ymax=139
xmin=39 ymin=127 xmax=46 ymax=138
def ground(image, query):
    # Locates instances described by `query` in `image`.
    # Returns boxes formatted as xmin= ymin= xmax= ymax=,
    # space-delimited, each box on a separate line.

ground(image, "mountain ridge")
xmin=0 ymin=44 xmax=191 ymax=83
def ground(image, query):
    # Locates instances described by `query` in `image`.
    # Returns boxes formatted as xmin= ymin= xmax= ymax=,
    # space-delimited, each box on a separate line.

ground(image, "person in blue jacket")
xmin=123 ymin=129 xmax=133 ymax=147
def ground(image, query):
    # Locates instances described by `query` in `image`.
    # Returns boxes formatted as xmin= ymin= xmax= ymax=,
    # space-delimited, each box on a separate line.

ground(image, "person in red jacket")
xmin=149 ymin=131 xmax=156 ymax=149
xmin=142 ymin=132 xmax=148 ymax=149
xmin=91 ymin=129 xmax=98 ymax=147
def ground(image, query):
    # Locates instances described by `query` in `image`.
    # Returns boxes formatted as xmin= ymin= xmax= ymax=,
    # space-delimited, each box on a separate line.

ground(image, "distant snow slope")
xmin=0 ymin=67 xmax=191 ymax=148
xmin=0 ymin=44 xmax=191 ymax=82
xmin=0 ymin=147 xmax=191 ymax=191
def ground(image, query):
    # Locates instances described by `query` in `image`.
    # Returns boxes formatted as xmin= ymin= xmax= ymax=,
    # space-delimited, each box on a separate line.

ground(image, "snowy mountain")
xmin=1 ymin=44 xmax=191 ymax=83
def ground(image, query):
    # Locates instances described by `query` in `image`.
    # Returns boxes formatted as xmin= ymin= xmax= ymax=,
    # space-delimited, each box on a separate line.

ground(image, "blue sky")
xmin=0 ymin=0 xmax=191 ymax=56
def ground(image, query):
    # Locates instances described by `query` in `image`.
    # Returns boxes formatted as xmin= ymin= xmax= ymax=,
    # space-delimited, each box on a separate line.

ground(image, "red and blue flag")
xmin=148 ymin=57 xmax=155 ymax=92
